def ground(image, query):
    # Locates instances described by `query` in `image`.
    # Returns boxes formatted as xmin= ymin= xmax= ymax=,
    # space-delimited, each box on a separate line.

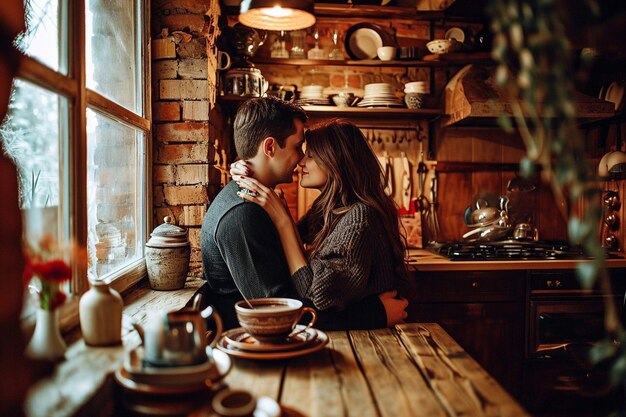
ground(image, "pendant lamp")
xmin=239 ymin=0 xmax=316 ymax=31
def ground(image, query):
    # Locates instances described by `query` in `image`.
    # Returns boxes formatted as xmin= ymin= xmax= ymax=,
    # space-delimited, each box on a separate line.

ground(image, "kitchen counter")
xmin=407 ymin=248 xmax=626 ymax=271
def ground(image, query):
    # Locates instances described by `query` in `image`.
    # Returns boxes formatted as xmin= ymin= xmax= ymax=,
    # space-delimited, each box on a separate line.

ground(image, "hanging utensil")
xmin=377 ymin=151 xmax=394 ymax=196
xmin=431 ymin=167 xmax=440 ymax=239
xmin=401 ymin=152 xmax=412 ymax=211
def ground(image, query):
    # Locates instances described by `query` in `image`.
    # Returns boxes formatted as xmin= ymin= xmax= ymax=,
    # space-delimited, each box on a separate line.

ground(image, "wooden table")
xmin=194 ymin=323 xmax=529 ymax=417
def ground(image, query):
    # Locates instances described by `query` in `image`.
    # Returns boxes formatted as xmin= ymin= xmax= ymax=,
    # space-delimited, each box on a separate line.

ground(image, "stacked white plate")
xmin=296 ymin=85 xmax=331 ymax=106
xmin=357 ymin=83 xmax=403 ymax=108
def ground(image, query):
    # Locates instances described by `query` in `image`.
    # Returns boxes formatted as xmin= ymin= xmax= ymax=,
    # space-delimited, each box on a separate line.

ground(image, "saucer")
xmin=217 ymin=328 xmax=329 ymax=360
xmin=223 ymin=326 xmax=317 ymax=352
xmin=122 ymin=346 xmax=231 ymax=387
xmin=115 ymin=368 xmax=210 ymax=395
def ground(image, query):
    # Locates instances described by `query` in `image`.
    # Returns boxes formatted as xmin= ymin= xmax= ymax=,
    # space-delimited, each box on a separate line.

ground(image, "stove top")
xmin=428 ymin=240 xmax=620 ymax=261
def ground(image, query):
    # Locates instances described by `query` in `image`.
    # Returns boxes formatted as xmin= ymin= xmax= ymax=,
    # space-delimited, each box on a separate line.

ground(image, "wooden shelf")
xmin=302 ymin=105 xmax=439 ymax=119
xmin=252 ymin=53 xmax=494 ymax=68
xmin=217 ymin=97 xmax=440 ymax=125
xmin=312 ymin=4 xmax=444 ymax=19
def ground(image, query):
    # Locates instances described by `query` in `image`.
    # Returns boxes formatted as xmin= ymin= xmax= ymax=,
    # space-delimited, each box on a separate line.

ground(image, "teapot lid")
xmin=226 ymin=67 xmax=262 ymax=75
xmin=147 ymin=217 xmax=189 ymax=248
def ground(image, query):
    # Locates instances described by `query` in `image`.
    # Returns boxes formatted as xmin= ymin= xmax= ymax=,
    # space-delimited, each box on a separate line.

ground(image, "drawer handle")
xmin=471 ymin=281 xmax=479 ymax=288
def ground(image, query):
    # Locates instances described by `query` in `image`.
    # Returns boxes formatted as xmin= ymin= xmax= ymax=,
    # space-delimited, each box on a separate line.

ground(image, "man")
xmin=201 ymin=97 xmax=407 ymax=329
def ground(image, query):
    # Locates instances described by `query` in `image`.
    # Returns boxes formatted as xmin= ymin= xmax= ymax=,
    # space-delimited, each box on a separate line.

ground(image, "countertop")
xmin=407 ymin=249 xmax=626 ymax=271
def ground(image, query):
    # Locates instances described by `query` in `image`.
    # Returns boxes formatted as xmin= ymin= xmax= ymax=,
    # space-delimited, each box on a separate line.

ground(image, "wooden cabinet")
xmin=405 ymin=270 xmax=526 ymax=400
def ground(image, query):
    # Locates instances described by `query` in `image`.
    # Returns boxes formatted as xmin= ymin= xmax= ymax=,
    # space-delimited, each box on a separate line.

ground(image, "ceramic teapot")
xmin=131 ymin=293 xmax=223 ymax=367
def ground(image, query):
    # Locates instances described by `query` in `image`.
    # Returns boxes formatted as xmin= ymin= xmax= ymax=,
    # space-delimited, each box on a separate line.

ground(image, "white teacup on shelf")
xmin=377 ymin=46 xmax=396 ymax=61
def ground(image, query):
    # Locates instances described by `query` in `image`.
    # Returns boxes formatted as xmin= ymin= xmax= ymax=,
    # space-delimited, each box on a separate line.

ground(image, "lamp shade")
xmin=239 ymin=0 xmax=316 ymax=31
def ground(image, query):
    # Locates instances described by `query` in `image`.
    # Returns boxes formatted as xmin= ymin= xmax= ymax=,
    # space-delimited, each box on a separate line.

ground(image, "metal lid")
xmin=226 ymin=67 xmax=262 ymax=75
xmin=147 ymin=217 xmax=189 ymax=248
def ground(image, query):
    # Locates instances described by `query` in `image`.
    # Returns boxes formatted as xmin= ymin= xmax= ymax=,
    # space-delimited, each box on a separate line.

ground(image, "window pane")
xmin=87 ymin=109 xmax=145 ymax=279
xmin=86 ymin=0 xmax=140 ymax=113
xmin=17 ymin=0 xmax=66 ymax=73
xmin=0 ymin=79 xmax=66 ymax=241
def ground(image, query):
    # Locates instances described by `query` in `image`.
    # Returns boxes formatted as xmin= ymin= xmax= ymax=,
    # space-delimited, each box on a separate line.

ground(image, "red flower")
xmin=35 ymin=260 xmax=72 ymax=283
xmin=48 ymin=291 xmax=67 ymax=310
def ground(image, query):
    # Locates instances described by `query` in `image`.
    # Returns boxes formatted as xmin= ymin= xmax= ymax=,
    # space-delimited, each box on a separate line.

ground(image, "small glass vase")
xmin=26 ymin=308 xmax=67 ymax=361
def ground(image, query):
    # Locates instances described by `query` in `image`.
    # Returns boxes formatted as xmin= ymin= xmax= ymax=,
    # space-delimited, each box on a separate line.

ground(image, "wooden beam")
xmin=86 ymin=90 xmax=151 ymax=132
xmin=17 ymin=55 xmax=77 ymax=97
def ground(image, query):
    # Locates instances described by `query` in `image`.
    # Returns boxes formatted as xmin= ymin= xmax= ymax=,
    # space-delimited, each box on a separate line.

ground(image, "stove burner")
xmin=428 ymin=240 xmax=618 ymax=261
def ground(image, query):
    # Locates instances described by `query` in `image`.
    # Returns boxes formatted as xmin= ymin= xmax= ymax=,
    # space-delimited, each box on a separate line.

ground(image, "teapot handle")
xmin=257 ymin=30 xmax=267 ymax=47
xmin=201 ymin=305 xmax=223 ymax=348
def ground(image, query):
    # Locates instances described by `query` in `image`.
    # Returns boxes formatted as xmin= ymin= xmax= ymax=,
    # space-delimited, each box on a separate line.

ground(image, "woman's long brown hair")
xmin=303 ymin=118 xmax=409 ymax=284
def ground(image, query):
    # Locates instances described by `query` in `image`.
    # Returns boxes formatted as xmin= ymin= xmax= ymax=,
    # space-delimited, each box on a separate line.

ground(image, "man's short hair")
xmin=233 ymin=97 xmax=307 ymax=159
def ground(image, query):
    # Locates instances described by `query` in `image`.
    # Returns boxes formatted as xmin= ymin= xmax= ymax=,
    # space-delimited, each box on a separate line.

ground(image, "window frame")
xmin=14 ymin=0 xmax=151 ymax=300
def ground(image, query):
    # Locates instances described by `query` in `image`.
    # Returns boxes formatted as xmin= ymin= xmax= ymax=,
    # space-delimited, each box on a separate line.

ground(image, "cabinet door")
xmin=408 ymin=302 xmax=525 ymax=400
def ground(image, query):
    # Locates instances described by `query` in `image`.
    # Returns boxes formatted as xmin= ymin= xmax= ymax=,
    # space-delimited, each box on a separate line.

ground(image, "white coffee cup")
xmin=377 ymin=46 xmax=396 ymax=61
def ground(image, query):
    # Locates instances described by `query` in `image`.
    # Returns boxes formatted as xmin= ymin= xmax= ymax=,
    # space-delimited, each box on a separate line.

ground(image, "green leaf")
xmin=568 ymin=217 xmax=588 ymax=244
xmin=610 ymin=355 xmax=626 ymax=385
xmin=576 ymin=262 xmax=597 ymax=289
xmin=520 ymin=157 xmax=534 ymax=177
xmin=497 ymin=113 xmax=514 ymax=133
xmin=590 ymin=340 xmax=618 ymax=364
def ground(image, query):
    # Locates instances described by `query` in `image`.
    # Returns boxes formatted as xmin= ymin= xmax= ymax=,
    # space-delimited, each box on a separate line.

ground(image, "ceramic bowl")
xmin=404 ymin=81 xmax=428 ymax=94
xmin=404 ymin=93 xmax=424 ymax=109
xmin=426 ymin=39 xmax=457 ymax=54
xmin=332 ymin=92 xmax=356 ymax=107
xmin=377 ymin=46 xmax=396 ymax=61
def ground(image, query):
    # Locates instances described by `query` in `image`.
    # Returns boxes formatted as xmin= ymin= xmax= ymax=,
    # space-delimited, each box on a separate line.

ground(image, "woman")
xmin=233 ymin=118 xmax=409 ymax=312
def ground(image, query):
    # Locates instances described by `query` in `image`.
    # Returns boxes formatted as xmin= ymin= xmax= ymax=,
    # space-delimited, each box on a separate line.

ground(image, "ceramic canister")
xmin=145 ymin=216 xmax=191 ymax=290
xmin=79 ymin=280 xmax=123 ymax=346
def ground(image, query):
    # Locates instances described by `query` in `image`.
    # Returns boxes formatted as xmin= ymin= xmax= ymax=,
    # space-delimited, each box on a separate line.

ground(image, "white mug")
xmin=216 ymin=50 xmax=231 ymax=71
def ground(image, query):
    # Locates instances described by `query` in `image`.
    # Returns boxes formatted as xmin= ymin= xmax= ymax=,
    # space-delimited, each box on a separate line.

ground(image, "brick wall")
xmin=151 ymin=0 xmax=223 ymax=277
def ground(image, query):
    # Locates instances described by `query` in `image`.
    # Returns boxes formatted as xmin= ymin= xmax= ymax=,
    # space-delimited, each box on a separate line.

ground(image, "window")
xmin=1 ymin=0 xmax=149 ymax=301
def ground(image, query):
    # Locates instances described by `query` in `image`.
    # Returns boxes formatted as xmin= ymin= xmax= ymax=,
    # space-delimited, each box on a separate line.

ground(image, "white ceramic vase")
xmin=26 ymin=308 xmax=67 ymax=361
xmin=79 ymin=280 xmax=123 ymax=346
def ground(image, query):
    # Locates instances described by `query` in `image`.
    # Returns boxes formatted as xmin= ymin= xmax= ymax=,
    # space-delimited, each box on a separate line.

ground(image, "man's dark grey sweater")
xmin=201 ymin=181 xmax=387 ymax=330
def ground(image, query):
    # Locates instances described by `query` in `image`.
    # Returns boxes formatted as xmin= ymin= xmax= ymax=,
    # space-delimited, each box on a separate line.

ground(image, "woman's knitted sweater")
xmin=292 ymin=202 xmax=397 ymax=311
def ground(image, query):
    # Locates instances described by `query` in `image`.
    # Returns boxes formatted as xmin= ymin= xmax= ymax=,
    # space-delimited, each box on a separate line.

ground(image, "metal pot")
xmin=513 ymin=223 xmax=539 ymax=241
xmin=223 ymin=67 xmax=269 ymax=98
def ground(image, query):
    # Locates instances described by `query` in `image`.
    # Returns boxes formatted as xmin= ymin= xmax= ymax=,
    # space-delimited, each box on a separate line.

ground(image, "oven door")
xmin=526 ymin=298 xmax=620 ymax=413
xmin=528 ymin=299 xmax=608 ymax=359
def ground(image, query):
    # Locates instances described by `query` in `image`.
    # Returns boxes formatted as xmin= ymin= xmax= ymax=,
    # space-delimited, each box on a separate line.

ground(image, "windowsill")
xmin=23 ymin=276 xmax=205 ymax=417
xmin=21 ymin=260 xmax=148 ymax=342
